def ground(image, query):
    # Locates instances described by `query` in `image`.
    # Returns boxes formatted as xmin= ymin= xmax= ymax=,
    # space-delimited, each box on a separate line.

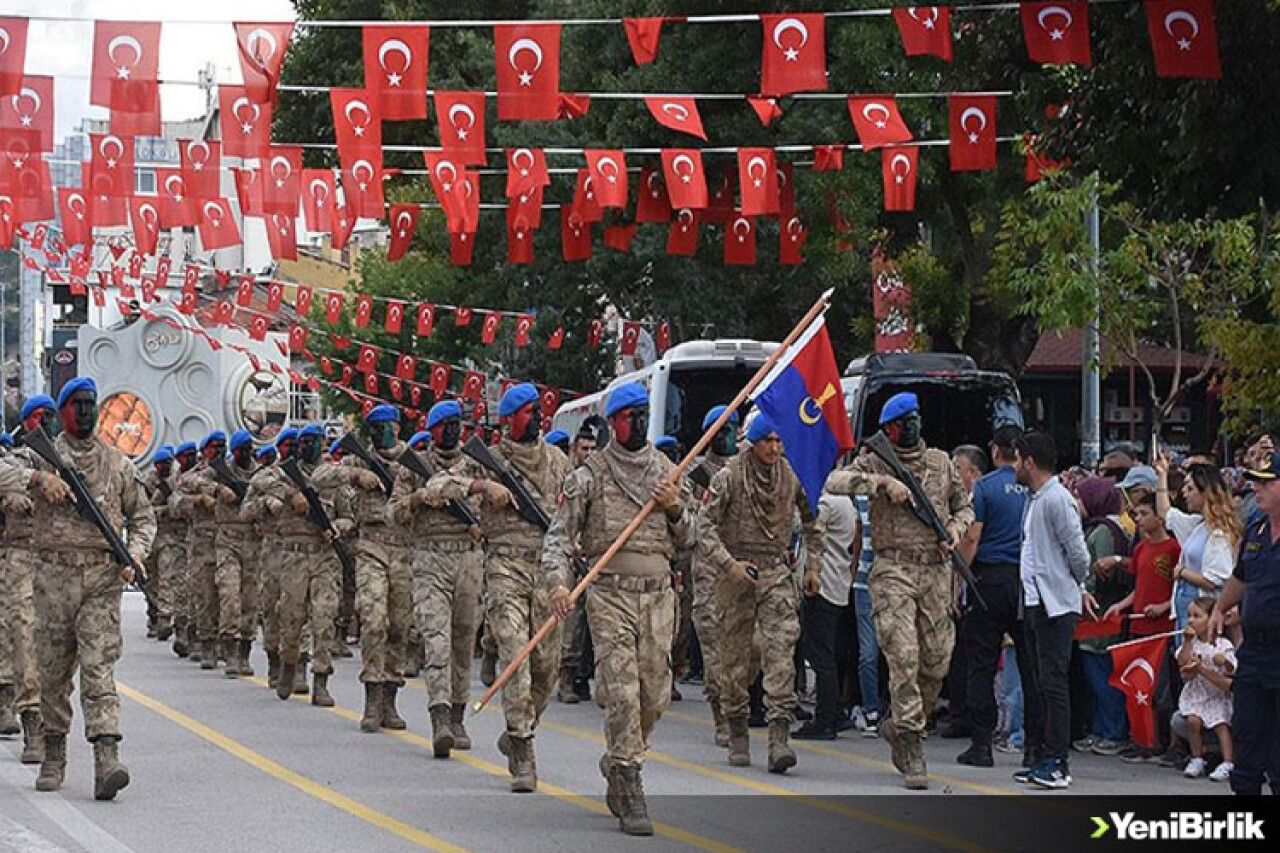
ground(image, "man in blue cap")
xmin=543 ymin=381 xmax=690 ymax=834
xmin=29 ymin=377 xmax=156 ymax=800
xmin=208 ymin=429 xmax=262 ymax=679
xmin=141 ymin=446 xmax=181 ymax=644
xmin=545 ymin=429 xmax=570 ymax=456
xmin=165 ymin=441 xmax=200 ymax=658
xmin=826 ymin=391 xmax=974 ymax=790
xmin=390 ymin=399 xmax=490 ymax=756
xmin=422 ymin=381 xmax=566 ymax=792
xmin=172 ymin=431 xmax=230 ymax=671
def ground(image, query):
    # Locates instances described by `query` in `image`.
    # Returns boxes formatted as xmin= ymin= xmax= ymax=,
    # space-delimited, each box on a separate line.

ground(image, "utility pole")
xmin=1081 ymin=186 xmax=1103 ymax=468
xmin=18 ymin=237 xmax=44 ymax=399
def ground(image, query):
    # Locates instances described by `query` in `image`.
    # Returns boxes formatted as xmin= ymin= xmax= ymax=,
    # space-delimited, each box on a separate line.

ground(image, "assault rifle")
xmin=338 ymin=433 xmax=394 ymax=496
xmin=279 ymin=456 xmax=355 ymax=576
xmin=209 ymin=455 xmax=249 ymax=502
xmin=688 ymin=464 xmax=712 ymax=493
xmin=396 ymin=446 xmax=480 ymax=528
xmin=864 ymin=431 xmax=988 ymax=611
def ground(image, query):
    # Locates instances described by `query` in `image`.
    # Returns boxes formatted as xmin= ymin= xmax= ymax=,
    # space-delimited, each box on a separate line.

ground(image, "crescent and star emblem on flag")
xmin=798 ymin=382 xmax=837 ymax=425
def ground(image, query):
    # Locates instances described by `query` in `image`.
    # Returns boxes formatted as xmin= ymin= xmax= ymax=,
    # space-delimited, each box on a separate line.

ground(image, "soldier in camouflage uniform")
xmin=699 ymin=412 xmax=822 ymax=774
xmin=0 ymin=437 xmax=16 ymax=741
xmin=544 ymin=383 xmax=692 ymax=836
xmin=27 ymin=378 xmax=155 ymax=800
xmin=171 ymin=432 xmax=226 ymax=669
xmin=141 ymin=445 xmax=181 ymax=644
xmin=169 ymin=442 xmax=199 ymax=659
xmin=826 ymin=393 xmax=973 ymax=790
xmin=423 ymin=383 xmax=563 ymax=793
xmin=389 ymin=405 xmax=485 ymax=757
xmin=555 ymin=427 xmax=597 ymax=705
xmin=212 ymin=429 xmax=261 ymax=678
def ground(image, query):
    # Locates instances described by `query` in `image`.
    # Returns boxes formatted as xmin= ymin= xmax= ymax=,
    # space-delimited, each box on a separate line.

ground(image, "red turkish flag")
xmin=1109 ymin=635 xmax=1168 ymax=748
xmin=635 ymin=168 xmax=670 ymax=223
xmin=1021 ymin=2 xmax=1092 ymax=67
xmin=507 ymin=185 xmax=543 ymax=231
xmin=182 ymin=263 xmax=200 ymax=292
xmin=235 ymin=22 xmax=294 ymax=104
xmin=385 ymin=300 xmax=405 ymax=333
xmin=354 ymin=294 xmax=374 ymax=327
xmin=416 ymin=303 xmax=436 ymax=336
xmin=571 ymin=168 xmax=604 ymax=224
xmin=481 ymin=312 xmax=502 ymax=345
xmin=724 ymin=213 xmax=757 ymax=266
xmin=288 ymin=323 xmax=308 ymax=351
xmin=7 ymin=154 xmax=52 ymax=225
xmin=320 ymin=356 xmax=334 ymax=376
xmin=513 ymin=314 xmax=534 ymax=347
xmin=302 ymin=169 xmax=335 ymax=233
xmin=176 ymin=290 xmax=198 ymax=315
xmin=507 ymin=212 xmax=534 ymax=264
xmin=340 ymin=364 xmax=354 ymax=386
xmin=429 ymin=363 xmax=451 ymax=395
xmin=587 ymin=319 xmax=603 ymax=348
xmin=331 ymin=88 xmax=382 ymax=162
xmin=949 ymin=95 xmax=997 ymax=172
xmin=197 ymin=197 xmax=240 ymax=251
xmin=364 ymin=373 xmax=380 ymax=396
xmin=0 ymin=75 xmax=53 ymax=152
xmin=747 ymin=96 xmax=783 ymax=128
xmin=780 ymin=215 xmax=808 ymax=265
xmin=262 ymin=145 xmax=302 ymax=217
xmin=410 ymin=386 xmax=423 ymax=408
xmin=91 ymin=21 xmax=161 ymax=132
xmin=705 ymin=167 xmax=735 ymax=225
xmin=89 ymin=133 xmax=134 ymax=201
xmin=233 ymin=166 xmax=263 ymax=217
xmin=645 ymin=97 xmax=706 ymax=141
xmin=454 ymin=306 xmax=473 ymax=327
xmin=450 ymin=231 xmax=475 ymax=266
xmin=267 ymin=281 xmax=284 ymax=313
xmin=0 ymin=18 xmax=29 ymax=98
xmin=219 ymin=86 xmax=273 ymax=159
xmin=212 ymin=300 xmax=235 ymax=326
xmin=325 ymin=291 xmax=344 ymax=324
xmin=126 ymin=255 xmax=141 ymax=280
xmin=58 ymin=188 xmax=93 ymax=247
xmin=80 ymin=163 xmax=124 ymax=228
xmin=893 ymin=7 xmax=953 ymax=62
xmin=557 ymin=93 xmax=590 ymax=120
xmin=624 ymin=17 xmax=671 ymax=65
xmin=604 ymin=225 xmax=636 ymax=254
xmin=248 ymin=314 xmax=269 ymax=342
xmin=396 ymin=353 xmax=416 ymax=380
xmin=235 ymin=276 xmax=254 ymax=307
xmin=882 ymin=147 xmax=920 ymax=211
xmin=667 ymin=208 xmax=700 ymax=257
xmin=295 ymin=285 xmax=314 ymax=318
xmin=266 ymin=213 xmax=297 ymax=261
xmin=421 ymin=152 xmax=472 ymax=233
xmin=140 ymin=275 xmax=158 ymax=304
xmin=760 ymin=13 xmax=827 ymax=96
xmin=619 ymin=322 xmax=641 ymax=356
xmin=737 ymin=148 xmax=779 ymax=217
xmin=848 ymin=96 xmax=913 ymax=151
xmin=461 ymin=370 xmax=485 ymax=402
xmin=661 ymin=149 xmax=708 ymax=210
xmin=548 ymin=326 xmax=565 ymax=350
xmin=584 ymin=150 xmax=628 ymax=209
xmin=362 ymin=25 xmax=430 ymax=121
xmin=129 ymin=197 xmax=161 ymax=256
xmin=776 ymin=163 xmax=796 ymax=218
xmin=388 ymin=377 xmax=404 ymax=401
xmin=332 ymin=192 xmax=356 ymax=249
xmin=340 ymin=156 xmax=384 ymax=220
xmin=494 ymin=24 xmax=561 ymax=121
xmin=387 ymin=204 xmax=419 ymax=261
xmin=656 ymin=322 xmax=671 ymax=353
xmin=1146 ymin=0 xmax=1221 ymax=79
xmin=506 ymin=147 xmax=549 ymax=198
xmin=561 ymin=207 xmax=593 ymax=262
xmin=179 ymin=139 xmax=220 ymax=200
xmin=358 ymin=344 xmax=378 ymax=373
xmin=332 ymin=335 xmax=351 ymax=351
xmin=435 ymin=91 xmax=486 ymax=165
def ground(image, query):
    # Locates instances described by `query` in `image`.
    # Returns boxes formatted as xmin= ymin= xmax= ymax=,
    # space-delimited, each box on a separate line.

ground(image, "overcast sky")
xmin=7 ymin=0 xmax=296 ymax=142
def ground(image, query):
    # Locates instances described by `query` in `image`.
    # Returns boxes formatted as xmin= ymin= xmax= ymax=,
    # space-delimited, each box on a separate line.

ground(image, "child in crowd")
xmin=1175 ymin=597 xmax=1235 ymax=781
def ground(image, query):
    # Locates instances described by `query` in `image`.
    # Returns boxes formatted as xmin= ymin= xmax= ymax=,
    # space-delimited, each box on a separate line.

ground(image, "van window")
xmin=859 ymin=380 xmax=1024 ymax=451
xmin=664 ymin=365 xmax=758 ymax=451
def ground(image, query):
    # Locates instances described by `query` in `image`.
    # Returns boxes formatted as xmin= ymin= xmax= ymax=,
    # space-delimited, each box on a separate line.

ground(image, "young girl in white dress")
xmin=1176 ymin=597 xmax=1236 ymax=781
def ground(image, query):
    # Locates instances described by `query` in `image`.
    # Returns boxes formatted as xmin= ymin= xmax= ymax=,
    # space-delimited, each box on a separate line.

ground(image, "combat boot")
xmin=617 ymin=765 xmax=654 ymax=836
xmin=360 ymin=682 xmax=382 ymax=732
xmin=20 ymin=711 xmax=44 ymax=764
xmin=902 ymin=732 xmax=929 ymax=790
xmin=187 ymin=635 xmax=200 ymax=662
xmin=172 ymin=630 xmax=189 ymax=659
xmin=480 ymin=650 xmax=497 ymax=687
xmin=35 ymin=734 xmax=66 ymax=792
xmin=276 ymin=660 xmax=296 ymax=701
xmin=223 ymin=636 xmax=241 ymax=679
xmin=767 ymin=719 xmax=797 ymax=774
xmin=266 ymin=651 xmax=281 ymax=689
xmin=600 ymin=755 xmax=622 ymax=817
xmin=381 ymin=684 xmax=406 ymax=729
xmin=155 ymin=617 xmax=173 ymax=641
xmin=727 ymin=718 xmax=751 ymax=767
xmin=92 ymin=736 xmax=130 ymax=801
xmin=293 ymin=656 xmax=310 ymax=695
xmin=508 ymin=735 xmax=536 ymax=793
xmin=881 ymin=716 xmax=908 ymax=774
xmin=237 ymin=640 xmax=255 ymax=676
xmin=0 ymin=686 xmax=18 ymax=734
xmin=311 ymin=673 xmax=334 ymax=708
xmin=711 ymin=701 xmax=730 ymax=748
xmin=449 ymin=704 xmax=471 ymax=750
xmin=200 ymin=639 xmax=218 ymax=670
xmin=429 ymin=704 xmax=454 ymax=758
xmin=557 ymin=666 xmax=579 ymax=704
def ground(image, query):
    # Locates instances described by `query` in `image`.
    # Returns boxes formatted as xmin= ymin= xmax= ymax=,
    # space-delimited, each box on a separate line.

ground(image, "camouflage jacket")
xmin=339 ymin=441 xmax=409 ymax=548
xmin=0 ymin=446 xmax=41 ymax=543
xmin=388 ymin=444 xmax=481 ymax=544
xmin=171 ymin=462 xmax=219 ymax=537
xmin=239 ymin=458 xmax=351 ymax=546
xmin=142 ymin=467 xmax=185 ymax=536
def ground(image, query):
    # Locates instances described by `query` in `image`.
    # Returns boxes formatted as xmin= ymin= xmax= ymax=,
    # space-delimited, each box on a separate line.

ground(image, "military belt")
xmin=487 ymin=543 xmax=541 ymax=561
xmin=593 ymin=573 xmax=671 ymax=594
xmin=418 ymin=537 xmax=477 ymax=554
xmin=50 ymin=548 xmax=113 ymax=566
xmin=279 ymin=540 xmax=326 ymax=555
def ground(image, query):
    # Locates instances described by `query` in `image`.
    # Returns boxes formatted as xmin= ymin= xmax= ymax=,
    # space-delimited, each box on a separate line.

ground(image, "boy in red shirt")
xmin=1104 ymin=496 xmax=1180 ymax=633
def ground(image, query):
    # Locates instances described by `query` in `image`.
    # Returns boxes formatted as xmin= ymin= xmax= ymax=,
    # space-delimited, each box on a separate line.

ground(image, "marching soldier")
xmin=825 ymin=393 xmax=974 ymax=790
xmin=329 ymin=438 xmax=356 ymax=659
xmin=171 ymin=441 xmax=199 ymax=659
xmin=141 ymin=445 xmax=181 ymax=644
xmin=172 ymin=432 xmax=226 ymax=669
xmin=214 ymin=429 xmax=261 ymax=678
xmin=543 ymin=382 xmax=692 ymax=836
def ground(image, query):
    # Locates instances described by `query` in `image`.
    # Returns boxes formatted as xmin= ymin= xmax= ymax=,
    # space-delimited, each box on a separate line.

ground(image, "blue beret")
xmin=879 ymin=392 xmax=919 ymax=426
xmin=328 ymin=439 xmax=343 ymax=455
xmin=176 ymin=442 xmax=198 ymax=456
xmin=0 ymin=432 xmax=12 ymax=448
xmin=655 ymin=435 xmax=677 ymax=450
xmin=605 ymin=382 xmax=648 ymax=418
xmin=300 ymin=423 xmax=325 ymax=439
xmin=427 ymin=400 xmax=462 ymax=429
xmin=746 ymin=413 xmax=777 ymax=444
xmin=257 ymin=444 xmax=278 ymax=460
xmin=229 ymin=429 xmax=253 ymax=451
xmin=499 ymin=383 xmax=538 ymax=418
xmin=408 ymin=431 xmax=430 ymax=448
xmin=20 ymin=395 xmax=56 ymax=421
xmin=702 ymin=404 xmax=740 ymax=432
xmin=366 ymin=404 xmax=398 ymax=424
xmin=545 ymin=429 xmax=569 ymax=446
xmin=153 ymin=445 xmax=174 ymax=463
xmin=57 ymin=376 xmax=97 ymax=409
xmin=275 ymin=428 xmax=299 ymax=445
xmin=200 ymin=431 xmax=227 ymax=450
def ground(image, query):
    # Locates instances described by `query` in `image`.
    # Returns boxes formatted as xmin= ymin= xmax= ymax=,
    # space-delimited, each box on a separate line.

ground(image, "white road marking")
xmin=0 ymin=750 xmax=136 ymax=853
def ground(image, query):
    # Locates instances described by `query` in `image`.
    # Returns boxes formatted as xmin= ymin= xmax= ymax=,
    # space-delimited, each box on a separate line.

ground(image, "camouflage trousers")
xmin=716 ymin=558 xmax=800 ymax=724
xmin=34 ymin=551 xmax=123 ymax=741
xmin=149 ymin=533 xmax=185 ymax=624
xmin=278 ymin=543 xmax=340 ymax=676
xmin=411 ymin=540 xmax=482 ymax=707
xmin=559 ymin=596 xmax=587 ymax=674
xmin=215 ymin=532 xmax=260 ymax=642
xmin=870 ymin=553 xmax=955 ymax=735
xmin=189 ymin=530 xmax=220 ymax=644
xmin=485 ymin=547 xmax=562 ymax=739
xmin=0 ymin=545 xmax=40 ymax=712
xmin=588 ymin=575 xmax=676 ymax=770
xmin=354 ymin=538 xmax=413 ymax=685
xmin=690 ymin=558 xmax=725 ymax=706
xmin=670 ymin=551 xmax=694 ymax=674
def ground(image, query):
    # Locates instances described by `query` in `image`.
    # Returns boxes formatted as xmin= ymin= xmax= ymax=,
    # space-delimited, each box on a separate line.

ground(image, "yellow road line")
xmin=241 ymin=677 xmax=740 ymax=853
xmin=117 ymin=682 xmax=469 ymax=853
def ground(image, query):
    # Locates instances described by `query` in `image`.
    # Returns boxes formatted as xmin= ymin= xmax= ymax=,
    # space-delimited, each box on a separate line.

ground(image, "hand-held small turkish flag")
xmin=325 ymin=291 xmax=344 ymax=323
xmin=396 ymin=353 xmax=416 ymax=380
xmin=417 ymin=303 xmax=436 ymax=336
xmin=949 ymin=95 xmax=997 ymax=172
xmin=738 ymin=147 xmax=780 ymax=217
xmin=584 ymin=150 xmax=628 ymax=208
xmin=506 ymin=148 xmax=549 ymax=198
xmin=180 ymin=139 xmax=221 ymax=200
xmin=661 ymin=149 xmax=708 ymax=210
xmin=893 ymin=7 xmax=953 ymax=62
xmin=354 ymin=294 xmax=374 ymax=328
xmin=636 ymin=168 xmax=671 ymax=223
xmin=235 ymin=22 xmax=294 ymax=104
xmin=302 ymin=169 xmax=335 ymax=233
xmin=667 ymin=208 xmax=700 ymax=257
xmin=0 ymin=18 xmax=29 ymax=97
xmin=387 ymin=204 xmax=420 ymax=261
xmin=58 ymin=188 xmax=94 ymax=248
xmin=1020 ymin=2 xmax=1092 ymax=67
xmin=429 ymin=363 xmax=451 ymax=394
xmin=760 ymin=13 xmax=827 ymax=96
xmin=435 ymin=91 xmax=486 ymax=165
xmin=724 ymin=213 xmax=757 ymax=266
xmin=561 ymin=207 xmax=593 ymax=262
xmin=494 ymin=24 xmax=561 ymax=121
xmin=848 ymin=96 xmax=913 ymax=151
xmin=130 ymin=197 xmax=161 ymax=256
xmin=1109 ymin=634 xmax=1169 ymax=748
xmin=624 ymin=17 xmax=670 ymax=65
xmin=780 ymin=215 xmax=807 ymax=265
xmin=882 ymin=146 xmax=920 ymax=212
xmin=481 ymin=312 xmax=502 ymax=345
xmin=1145 ymin=0 xmax=1221 ymax=79
xmin=385 ymin=300 xmax=405 ymax=333
xmin=362 ymin=25 xmax=430 ymax=121
xmin=358 ymin=344 xmax=378 ymax=373
xmin=747 ymin=97 xmax=783 ymax=128
xmin=645 ymin=97 xmax=707 ymax=141
xmin=219 ymin=85 xmax=273 ymax=159
xmin=548 ymin=326 xmax=565 ymax=350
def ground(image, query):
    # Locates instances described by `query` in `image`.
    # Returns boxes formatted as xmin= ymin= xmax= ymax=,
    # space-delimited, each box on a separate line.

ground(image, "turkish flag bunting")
xmin=263 ymin=145 xmax=302 ymax=217
xmin=234 ymin=22 xmax=294 ymax=104
xmin=737 ymin=148 xmax=779 ymax=217
xmin=882 ymin=146 xmax=920 ymax=211
xmin=332 ymin=335 xmax=351 ymax=350
xmin=91 ymin=21 xmax=161 ymax=132
xmin=429 ymin=363 xmax=451 ymax=395
xmin=604 ymin=225 xmax=636 ymax=254
xmin=249 ymin=314 xmax=269 ymax=342
xmin=636 ymin=168 xmax=670 ymax=223
xmin=422 ymin=152 xmax=471 ymax=231
xmin=747 ymin=96 xmax=783 ymax=128
xmin=450 ymin=231 xmax=475 ymax=265
xmin=667 ymin=208 xmax=700 ymax=257
xmin=266 ymin=213 xmax=298 ymax=261
xmin=340 ymin=364 xmax=354 ymax=386
xmin=507 ymin=212 xmax=534 ymax=264
xmin=724 ymin=213 xmax=757 ymax=266
xmin=506 ymin=147 xmax=549 ymax=198
xmin=435 ymin=91 xmax=486 ymax=165
xmin=127 ymin=255 xmax=142 ymax=280
xmin=1109 ymin=635 xmax=1168 ymax=748
xmin=1025 ymin=136 xmax=1069 ymax=182
xmin=561 ymin=207 xmax=593 ymax=262
xmin=129 ymin=197 xmax=161 ymax=256
xmin=661 ymin=149 xmax=708 ymax=210
xmin=182 ymin=263 xmax=200 ymax=292
xmin=1021 ymin=2 xmax=1092 ymax=67
xmin=462 ymin=370 xmax=485 ymax=402
xmin=212 ymin=300 xmax=235 ymax=326
xmin=481 ymin=312 xmax=502 ymax=345
xmin=656 ymin=322 xmax=671 ymax=353
xmin=364 ymin=373 xmax=380 ymax=396
xmin=332 ymin=193 xmax=357 ymax=249
xmin=645 ymin=97 xmax=706 ymax=141
xmin=331 ymin=88 xmax=383 ymax=163
xmin=557 ymin=93 xmax=591 ymax=120
xmin=0 ymin=75 xmax=53 ymax=152
xmin=396 ymin=354 xmax=416 ymax=381
xmin=358 ymin=344 xmax=378 ymax=373
xmin=179 ymin=139 xmax=221 ymax=200
xmin=0 ymin=18 xmax=29 ymax=97
xmin=776 ymin=163 xmax=796 ymax=217
xmin=624 ymin=17 xmax=671 ymax=65
xmin=706 ymin=167 xmax=735 ymax=225
xmin=410 ymin=386 xmax=423 ymax=407
xmin=619 ymin=322 xmax=641 ymax=356
xmin=236 ymin=276 xmax=254 ymax=307
xmin=780 ymin=215 xmax=807 ymax=265
xmin=848 ymin=96 xmax=913 ymax=151
xmin=325 ymin=291 xmax=344 ymax=324
xmin=540 ymin=325 xmax=563 ymax=351
xmin=219 ymin=86 xmax=273 ymax=159
xmin=232 ymin=166 xmax=263 ymax=217
xmin=587 ymin=319 xmax=603 ymax=348
xmin=89 ymin=133 xmax=134 ymax=201
xmin=387 ymin=203 xmax=419 ymax=261
xmin=295 ymin=285 xmax=314 ymax=318
xmin=760 ymin=13 xmax=827 ymax=96
xmin=1146 ymin=0 xmax=1221 ymax=78
xmin=355 ymin=294 xmax=374 ymax=327
xmin=341 ymin=156 xmax=384 ymax=220
xmin=493 ymin=24 xmax=561 ymax=121
xmin=176 ymin=290 xmax=198 ymax=315
xmin=302 ymin=169 xmax=336 ymax=233
xmin=267 ymin=281 xmax=284 ymax=312
xmin=385 ymin=300 xmax=405 ymax=333
xmin=508 ymin=185 xmax=543 ymax=230
xmin=417 ymin=303 xmax=436 ymax=336
xmin=893 ymin=7 xmax=953 ymax=62
xmin=362 ymin=25 xmax=430 ymax=120
xmin=81 ymin=162 xmax=125 ymax=228
xmin=584 ymin=150 xmax=628 ymax=208
xmin=454 ymin=306 xmax=473 ymax=327
xmin=512 ymin=314 xmax=534 ymax=347
xmin=388 ymin=377 xmax=404 ymax=401
xmin=289 ymin=323 xmax=308 ymax=351
xmin=57 ymin=188 xmax=93 ymax=247
xmin=537 ymin=387 xmax=560 ymax=415
xmin=571 ymin=168 xmax=603 ymax=223
xmin=320 ymin=356 xmax=334 ymax=376
xmin=949 ymin=95 xmax=998 ymax=172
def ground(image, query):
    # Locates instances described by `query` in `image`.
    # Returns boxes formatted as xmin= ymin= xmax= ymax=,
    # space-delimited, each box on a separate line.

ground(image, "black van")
xmin=841 ymin=352 xmax=1024 ymax=451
